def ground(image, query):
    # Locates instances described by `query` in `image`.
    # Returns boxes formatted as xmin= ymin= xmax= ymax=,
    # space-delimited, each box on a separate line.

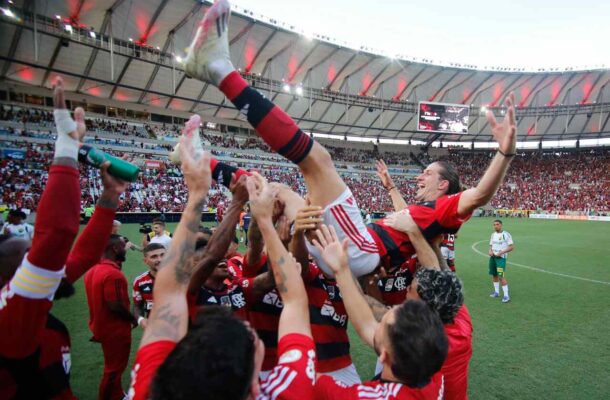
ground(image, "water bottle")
xmin=78 ymin=145 xmax=140 ymax=182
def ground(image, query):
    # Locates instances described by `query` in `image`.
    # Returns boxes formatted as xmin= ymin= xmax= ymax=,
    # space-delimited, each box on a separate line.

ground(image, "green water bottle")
xmin=78 ymin=145 xmax=140 ymax=182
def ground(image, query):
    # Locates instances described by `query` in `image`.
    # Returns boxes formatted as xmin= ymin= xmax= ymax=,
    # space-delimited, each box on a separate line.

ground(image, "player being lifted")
xmin=183 ymin=0 xmax=517 ymax=276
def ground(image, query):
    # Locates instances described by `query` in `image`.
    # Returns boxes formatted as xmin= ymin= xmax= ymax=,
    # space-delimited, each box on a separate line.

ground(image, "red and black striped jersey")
xmin=378 ymin=266 xmax=414 ymax=306
xmin=305 ymin=264 xmax=351 ymax=373
xmin=368 ymin=192 xmax=471 ymax=269
xmin=441 ymin=234 xmax=456 ymax=251
xmin=132 ymin=271 xmax=155 ymax=318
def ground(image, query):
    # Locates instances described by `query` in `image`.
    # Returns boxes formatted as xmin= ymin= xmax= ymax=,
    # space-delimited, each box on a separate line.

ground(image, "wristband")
xmin=498 ymin=149 xmax=516 ymax=158
xmin=137 ymin=316 xmax=145 ymax=326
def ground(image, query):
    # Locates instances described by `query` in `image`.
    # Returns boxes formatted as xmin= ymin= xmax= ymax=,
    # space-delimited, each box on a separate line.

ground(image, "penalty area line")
xmin=470 ymin=240 xmax=610 ymax=286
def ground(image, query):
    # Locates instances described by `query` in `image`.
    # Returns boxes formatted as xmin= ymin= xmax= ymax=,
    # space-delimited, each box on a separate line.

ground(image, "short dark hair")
xmin=494 ymin=219 xmax=503 ymax=224
xmin=435 ymin=161 xmax=462 ymax=195
xmin=387 ymin=300 xmax=448 ymax=388
xmin=415 ymin=269 xmax=464 ymax=324
xmin=143 ymin=243 xmax=166 ymax=255
xmin=152 ymin=218 xmax=165 ymax=226
xmin=8 ymin=210 xmax=26 ymax=220
xmin=151 ymin=307 xmax=255 ymax=400
xmin=105 ymin=234 xmax=124 ymax=251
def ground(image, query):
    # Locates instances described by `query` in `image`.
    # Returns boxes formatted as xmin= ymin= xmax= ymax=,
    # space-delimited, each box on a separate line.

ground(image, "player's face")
xmin=415 ymin=163 xmax=447 ymax=202
xmin=493 ymin=222 xmax=502 ymax=232
xmin=116 ymin=238 xmax=128 ymax=262
xmin=111 ymin=225 xmax=120 ymax=235
xmin=144 ymin=248 xmax=166 ymax=277
xmin=152 ymin=223 xmax=164 ymax=235
xmin=212 ymin=260 xmax=230 ymax=280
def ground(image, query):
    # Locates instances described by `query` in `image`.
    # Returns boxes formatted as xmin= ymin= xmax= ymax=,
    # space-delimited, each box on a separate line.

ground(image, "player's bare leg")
xmin=184 ymin=0 xmax=346 ymax=208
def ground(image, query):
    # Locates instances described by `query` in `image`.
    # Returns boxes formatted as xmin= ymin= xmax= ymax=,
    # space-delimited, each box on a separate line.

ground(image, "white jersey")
xmin=2 ymin=222 xmax=34 ymax=241
xmin=490 ymin=231 xmax=513 ymax=258
xmin=150 ymin=234 xmax=172 ymax=249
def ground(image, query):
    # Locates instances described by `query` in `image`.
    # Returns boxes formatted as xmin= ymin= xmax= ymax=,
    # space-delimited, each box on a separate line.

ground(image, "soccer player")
xmin=84 ymin=234 xmax=141 ymax=400
xmin=2 ymin=210 xmax=34 ymax=241
xmin=129 ymin=129 xmax=317 ymax=399
xmin=312 ymin=224 xmax=448 ymax=399
xmin=133 ymin=243 xmax=166 ymax=327
xmin=440 ymin=233 xmax=457 ymax=271
xmin=488 ymin=219 xmax=514 ymax=302
xmin=142 ymin=218 xmax=173 ymax=249
xmin=183 ymin=0 xmax=517 ymax=278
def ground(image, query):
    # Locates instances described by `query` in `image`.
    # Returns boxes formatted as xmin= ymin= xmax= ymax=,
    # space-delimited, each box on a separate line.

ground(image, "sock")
xmin=493 ymin=282 xmax=500 ymax=293
xmin=502 ymin=284 xmax=509 ymax=297
xmin=27 ymin=165 xmax=81 ymax=271
xmin=210 ymin=158 xmax=250 ymax=189
xmin=219 ymin=71 xmax=314 ymax=164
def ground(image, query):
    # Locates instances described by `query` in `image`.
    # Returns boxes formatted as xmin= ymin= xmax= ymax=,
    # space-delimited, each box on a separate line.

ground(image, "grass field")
xmin=52 ymin=217 xmax=610 ymax=399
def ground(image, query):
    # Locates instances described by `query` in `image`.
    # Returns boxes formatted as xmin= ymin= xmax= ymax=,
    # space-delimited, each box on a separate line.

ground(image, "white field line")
xmin=470 ymin=240 xmax=610 ymax=286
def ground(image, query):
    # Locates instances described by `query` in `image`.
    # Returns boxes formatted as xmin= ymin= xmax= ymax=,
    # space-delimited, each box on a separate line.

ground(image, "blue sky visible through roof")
xmin=232 ymin=0 xmax=610 ymax=71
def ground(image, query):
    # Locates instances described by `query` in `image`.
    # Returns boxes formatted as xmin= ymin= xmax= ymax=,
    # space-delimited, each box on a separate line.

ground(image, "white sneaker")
xmin=184 ymin=0 xmax=234 ymax=85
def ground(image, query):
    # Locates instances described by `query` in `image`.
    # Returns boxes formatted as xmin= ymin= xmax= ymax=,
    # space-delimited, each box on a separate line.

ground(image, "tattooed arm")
xmin=247 ymin=172 xmax=311 ymax=339
xmin=364 ymin=295 xmax=391 ymax=322
xmin=139 ymin=131 xmax=212 ymax=348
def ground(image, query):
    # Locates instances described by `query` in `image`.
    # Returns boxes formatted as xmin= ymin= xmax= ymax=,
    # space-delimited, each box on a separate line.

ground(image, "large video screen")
xmin=417 ymin=102 xmax=470 ymax=134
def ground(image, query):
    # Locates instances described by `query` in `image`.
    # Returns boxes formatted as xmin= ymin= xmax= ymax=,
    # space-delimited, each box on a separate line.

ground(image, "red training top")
xmin=442 ymin=305 xmax=473 ymax=400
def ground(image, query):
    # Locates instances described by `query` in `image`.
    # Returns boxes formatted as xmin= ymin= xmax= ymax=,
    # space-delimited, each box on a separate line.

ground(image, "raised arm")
xmin=384 ymin=210 xmax=439 ymax=269
xmin=458 ymin=92 xmax=517 ymax=216
xmin=187 ymin=174 xmax=249 ymax=292
xmin=290 ymin=205 xmax=323 ymax=277
xmin=376 ymin=159 xmax=407 ymax=211
xmin=140 ymin=119 xmax=212 ymax=348
xmin=65 ymin=164 xmax=129 ymax=283
xmin=247 ymin=172 xmax=311 ymax=339
xmin=243 ymin=218 xmax=265 ymax=277
xmin=313 ymin=225 xmax=377 ymax=348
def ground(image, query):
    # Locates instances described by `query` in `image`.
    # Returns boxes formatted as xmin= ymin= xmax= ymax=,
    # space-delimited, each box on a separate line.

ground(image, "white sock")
xmin=53 ymin=109 xmax=79 ymax=160
xmin=493 ymin=282 xmax=500 ymax=293
xmin=502 ymin=285 xmax=509 ymax=297
xmin=209 ymin=59 xmax=235 ymax=86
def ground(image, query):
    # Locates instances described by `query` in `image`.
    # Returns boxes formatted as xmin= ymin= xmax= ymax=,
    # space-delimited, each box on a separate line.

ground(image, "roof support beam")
xmin=1 ymin=1 xmax=33 ymax=78
xmin=246 ymin=29 xmax=277 ymax=72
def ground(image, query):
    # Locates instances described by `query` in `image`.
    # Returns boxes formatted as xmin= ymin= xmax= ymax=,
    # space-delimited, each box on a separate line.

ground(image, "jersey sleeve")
xmin=314 ymin=375 xmax=357 ymax=400
xmin=489 ymin=233 xmax=494 ymax=246
xmin=435 ymin=192 xmax=472 ymax=229
xmin=103 ymin=273 xmax=129 ymax=303
xmin=506 ymin=232 xmax=514 ymax=245
xmin=132 ymin=280 xmax=142 ymax=302
xmin=260 ymin=333 xmax=316 ymax=400
xmin=127 ymin=340 xmax=176 ymax=400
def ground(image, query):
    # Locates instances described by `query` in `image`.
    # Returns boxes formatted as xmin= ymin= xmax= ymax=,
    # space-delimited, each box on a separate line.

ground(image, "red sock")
xmin=27 ymin=165 xmax=80 ymax=271
xmin=210 ymin=157 xmax=250 ymax=188
xmin=219 ymin=71 xmax=314 ymax=164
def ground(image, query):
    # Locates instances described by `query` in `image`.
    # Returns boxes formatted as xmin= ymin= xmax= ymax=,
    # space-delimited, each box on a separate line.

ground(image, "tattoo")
xmin=146 ymin=303 xmax=182 ymax=341
xmin=365 ymin=295 xmax=390 ymax=322
xmin=274 ymin=256 xmax=288 ymax=293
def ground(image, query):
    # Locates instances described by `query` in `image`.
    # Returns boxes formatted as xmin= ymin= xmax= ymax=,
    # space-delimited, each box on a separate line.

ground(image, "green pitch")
xmin=52 ymin=217 xmax=610 ymax=399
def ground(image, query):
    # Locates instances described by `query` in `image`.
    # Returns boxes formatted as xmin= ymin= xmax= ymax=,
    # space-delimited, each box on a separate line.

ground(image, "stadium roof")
xmin=1 ymin=0 xmax=610 ymax=145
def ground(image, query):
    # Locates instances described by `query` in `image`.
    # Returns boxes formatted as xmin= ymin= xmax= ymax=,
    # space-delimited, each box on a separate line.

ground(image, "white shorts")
xmin=321 ymin=363 xmax=361 ymax=385
xmin=441 ymin=247 xmax=455 ymax=260
xmin=306 ymin=188 xmax=380 ymax=278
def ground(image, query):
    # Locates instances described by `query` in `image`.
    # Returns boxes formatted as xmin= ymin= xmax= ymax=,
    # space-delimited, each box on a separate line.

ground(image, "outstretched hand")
xmin=179 ymin=135 xmax=211 ymax=200
xmin=375 ymin=159 xmax=395 ymax=190
xmin=486 ymin=92 xmax=517 ymax=155
xmin=100 ymin=162 xmax=129 ymax=197
xmin=246 ymin=172 xmax=279 ymax=222
xmin=312 ymin=224 xmax=349 ymax=275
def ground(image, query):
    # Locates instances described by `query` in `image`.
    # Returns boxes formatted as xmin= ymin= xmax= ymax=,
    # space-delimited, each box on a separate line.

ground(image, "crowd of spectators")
xmin=2 ymin=139 xmax=608 ymax=215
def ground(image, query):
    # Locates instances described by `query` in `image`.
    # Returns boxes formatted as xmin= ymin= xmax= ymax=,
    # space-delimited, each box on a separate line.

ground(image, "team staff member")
xmin=84 ymin=235 xmax=142 ymax=400
xmin=133 ymin=243 xmax=166 ymax=327
xmin=2 ymin=210 xmax=34 ymax=240
xmin=488 ymin=219 xmax=514 ymax=303
xmin=141 ymin=218 xmax=172 ymax=249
